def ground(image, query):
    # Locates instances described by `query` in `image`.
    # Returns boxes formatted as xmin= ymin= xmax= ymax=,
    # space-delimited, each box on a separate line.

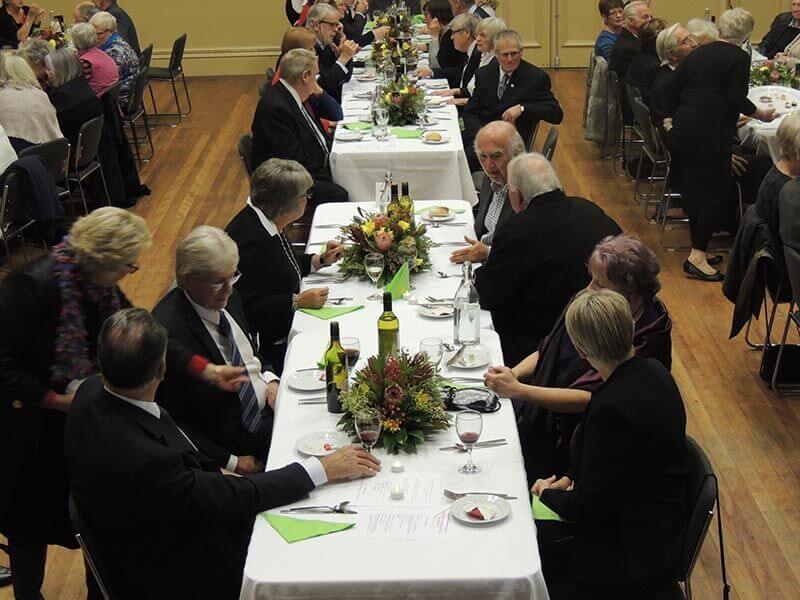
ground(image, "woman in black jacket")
xmin=225 ymin=158 xmax=345 ymax=372
xmin=424 ymin=0 xmax=466 ymax=70
xmin=533 ymin=288 xmax=687 ymax=599
xmin=662 ymin=8 xmax=776 ymax=282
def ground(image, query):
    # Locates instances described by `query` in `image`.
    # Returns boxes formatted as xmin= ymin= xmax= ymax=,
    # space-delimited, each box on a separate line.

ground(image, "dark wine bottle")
xmin=378 ymin=292 xmax=399 ymax=360
xmin=325 ymin=321 xmax=348 ymax=413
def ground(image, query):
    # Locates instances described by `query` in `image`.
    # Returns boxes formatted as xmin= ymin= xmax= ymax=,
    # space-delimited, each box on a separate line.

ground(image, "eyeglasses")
xmin=204 ymin=271 xmax=242 ymax=292
xmin=452 ymin=28 xmax=466 ymax=34
xmin=300 ymin=191 xmax=314 ymax=202
xmin=320 ymin=20 xmax=341 ymax=26
xmin=498 ymin=51 xmax=521 ymax=59
xmin=126 ymin=263 xmax=140 ymax=273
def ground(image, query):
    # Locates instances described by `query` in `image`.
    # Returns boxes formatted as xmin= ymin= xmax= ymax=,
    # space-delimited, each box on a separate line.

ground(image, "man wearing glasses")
xmin=306 ymin=2 xmax=359 ymax=102
xmin=153 ymin=227 xmax=280 ymax=477
xmin=463 ymin=29 xmax=563 ymax=170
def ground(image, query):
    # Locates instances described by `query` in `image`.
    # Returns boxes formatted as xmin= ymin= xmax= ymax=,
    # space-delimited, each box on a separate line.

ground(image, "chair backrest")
xmin=625 ymin=82 xmax=642 ymax=110
xmin=127 ymin=66 xmax=150 ymax=116
xmin=168 ymin=33 xmax=188 ymax=73
xmin=265 ymin=66 xmax=275 ymax=82
xmin=541 ymin=126 xmax=559 ymax=161
xmin=139 ymin=43 xmax=154 ymax=71
xmin=677 ymin=436 xmax=717 ymax=583
xmin=237 ymin=133 xmax=255 ymax=178
xmin=18 ymin=138 xmax=70 ymax=184
xmin=583 ymin=50 xmax=598 ymax=128
xmin=526 ymin=120 xmax=541 ymax=153
xmin=68 ymin=494 xmax=113 ymax=600
xmin=783 ymin=243 xmax=800 ymax=306
xmin=632 ymin=97 xmax=661 ymax=159
xmin=0 ymin=172 xmax=28 ymax=231
xmin=74 ymin=116 xmax=105 ymax=171
xmin=104 ymin=80 xmax=121 ymax=102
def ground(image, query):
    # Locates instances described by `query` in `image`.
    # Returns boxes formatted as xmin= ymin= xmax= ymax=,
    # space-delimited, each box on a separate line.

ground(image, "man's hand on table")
xmin=415 ymin=66 xmax=433 ymax=79
xmin=372 ymin=26 xmax=390 ymax=40
xmin=320 ymin=444 xmax=381 ymax=481
xmin=235 ymin=455 xmax=266 ymax=475
xmin=502 ymin=104 xmax=523 ymax=124
xmin=755 ymin=107 xmax=777 ymax=123
xmin=450 ymin=237 xmax=489 ymax=264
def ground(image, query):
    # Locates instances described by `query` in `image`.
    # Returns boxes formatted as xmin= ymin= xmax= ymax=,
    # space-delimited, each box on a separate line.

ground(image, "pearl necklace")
xmin=278 ymin=231 xmax=303 ymax=283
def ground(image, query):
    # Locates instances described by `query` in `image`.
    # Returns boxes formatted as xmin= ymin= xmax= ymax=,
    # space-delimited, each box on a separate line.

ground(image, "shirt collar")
xmin=468 ymin=4 xmax=477 ymax=13
xmin=247 ymin=198 xmax=279 ymax=237
xmin=183 ymin=290 xmax=221 ymax=326
xmin=490 ymin=181 xmax=508 ymax=195
xmin=280 ymin=78 xmax=305 ymax=111
xmin=104 ymin=385 xmax=161 ymax=419
xmin=793 ymin=17 xmax=800 ymax=28
xmin=499 ymin=63 xmax=514 ymax=80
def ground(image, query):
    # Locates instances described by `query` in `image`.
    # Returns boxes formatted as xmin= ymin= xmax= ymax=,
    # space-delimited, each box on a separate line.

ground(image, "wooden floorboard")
xmin=2 ymin=70 xmax=799 ymax=599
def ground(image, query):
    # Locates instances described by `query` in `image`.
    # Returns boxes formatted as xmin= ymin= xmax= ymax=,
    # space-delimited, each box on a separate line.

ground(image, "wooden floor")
xmin=2 ymin=70 xmax=799 ymax=599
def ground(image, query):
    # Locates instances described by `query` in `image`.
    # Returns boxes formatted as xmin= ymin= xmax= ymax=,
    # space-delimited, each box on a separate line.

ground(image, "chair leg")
xmin=180 ymin=72 xmax=192 ymax=116
xmin=2 ymin=236 xmax=14 ymax=269
xmin=146 ymin=83 xmax=158 ymax=119
xmin=142 ymin=113 xmax=155 ymax=159
xmin=128 ymin=117 xmax=143 ymax=169
xmin=169 ymin=78 xmax=183 ymax=126
xmin=76 ymin=178 xmax=90 ymax=215
xmin=770 ymin=301 xmax=799 ymax=392
xmin=97 ymin=166 xmax=112 ymax=206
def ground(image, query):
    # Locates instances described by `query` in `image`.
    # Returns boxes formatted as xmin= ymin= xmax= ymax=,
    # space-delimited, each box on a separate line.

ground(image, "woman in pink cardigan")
xmin=69 ymin=21 xmax=119 ymax=97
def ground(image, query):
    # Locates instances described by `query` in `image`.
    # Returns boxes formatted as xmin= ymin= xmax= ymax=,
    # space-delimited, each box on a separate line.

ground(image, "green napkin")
xmin=391 ymin=127 xmax=423 ymax=139
xmin=365 ymin=20 xmax=376 ymax=31
xmin=263 ymin=513 xmax=355 ymax=543
xmin=344 ymin=121 xmax=373 ymax=131
xmin=384 ymin=262 xmax=409 ymax=300
xmin=412 ymin=14 xmax=426 ymax=25
xmin=414 ymin=205 xmax=467 ymax=214
xmin=532 ymin=495 xmax=564 ymax=522
xmin=298 ymin=305 xmax=365 ymax=320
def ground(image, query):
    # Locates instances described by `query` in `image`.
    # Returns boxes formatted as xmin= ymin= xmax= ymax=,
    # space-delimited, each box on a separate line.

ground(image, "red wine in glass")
xmin=344 ymin=348 xmax=360 ymax=369
xmin=459 ymin=431 xmax=480 ymax=444
xmin=359 ymin=431 xmax=379 ymax=445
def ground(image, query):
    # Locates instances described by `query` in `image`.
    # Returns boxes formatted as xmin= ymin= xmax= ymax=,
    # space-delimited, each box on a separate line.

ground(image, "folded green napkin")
xmin=298 ymin=305 xmax=365 ymax=320
xmin=391 ymin=127 xmax=423 ymax=139
xmin=412 ymin=14 xmax=426 ymax=25
xmin=344 ymin=121 xmax=373 ymax=131
xmin=263 ymin=513 xmax=355 ymax=543
xmin=384 ymin=262 xmax=409 ymax=300
xmin=532 ymin=495 xmax=564 ymax=522
xmin=365 ymin=20 xmax=376 ymax=31
xmin=414 ymin=205 xmax=467 ymax=214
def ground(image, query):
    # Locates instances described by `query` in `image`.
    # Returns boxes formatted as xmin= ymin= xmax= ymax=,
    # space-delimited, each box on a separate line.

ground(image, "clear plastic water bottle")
xmin=453 ymin=261 xmax=481 ymax=347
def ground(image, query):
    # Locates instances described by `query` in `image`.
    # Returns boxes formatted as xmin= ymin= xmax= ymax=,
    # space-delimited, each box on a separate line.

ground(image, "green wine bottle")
xmin=399 ymin=181 xmax=414 ymax=224
xmin=378 ymin=292 xmax=399 ymax=360
xmin=325 ymin=321 xmax=348 ymax=413
xmin=387 ymin=182 xmax=400 ymax=217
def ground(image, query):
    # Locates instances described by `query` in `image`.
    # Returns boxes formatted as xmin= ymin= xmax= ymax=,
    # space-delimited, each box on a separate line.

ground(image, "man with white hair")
xmin=153 ymin=227 xmax=282 ymax=475
xmin=451 ymin=121 xmax=524 ymax=264
xmin=610 ymin=0 xmax=652 ymax=123
xmin=474 ymin=153 xmax=621 ymax=366
xmin=648 ymin=23 xmax=696 ymax=119
xmin=306 ymin=2 xmax=358 ymax=102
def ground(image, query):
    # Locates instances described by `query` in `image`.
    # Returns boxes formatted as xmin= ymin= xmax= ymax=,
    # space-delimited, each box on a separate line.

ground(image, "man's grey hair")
xmin=89 ymin=11 xmax=117 ymax=33
xmin=622 ymin=1 xmax=647 ymax=21
xmin=69 ymin=22 xmax=98 ymax=52
xmin=507 ymin=152 xmax=562 ymax=204
xmin=451 ymin=13 xmax=480 ymax=38
xmin=656 ymin=23 xmax=681 ymax=64
xmin=476 ymin=17 xmax=506 ymax=47
xmin=250 ymin=158 xmax=314 ymax=219
xmin=473 ymin=120 xmax=525 ymax=158
xmin=17 ymin=40 xmax=51 ymax=67
xmin=686 ymin=18 xmax=719 ymax=44
xmin=494 ymin=30 xmax=522 ymax=50
xmin=717 ymin=7 xmax=754 ymax=46
xmin=176 ymin=226 xmax=239 ymax=280
xmin=306 ymin=3 xmax=339 ymax=26
xmin=76 ymin=3 xmax=99 ymax=21
xmin=280 ymin=48 xmax=318 ymax=84
xmin=45 ymin=48 xmax=84 ymax=88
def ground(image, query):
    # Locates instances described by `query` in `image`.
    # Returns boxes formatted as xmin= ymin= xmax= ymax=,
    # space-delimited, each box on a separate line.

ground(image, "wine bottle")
xmin=324 ymin=321 xmax=349 ymax=413
xmin=454 ymin=261 xmax=481 ymax=347
xmin=378 ymin=292 xmax=399 ymax=360
xmin=387 ymin=182 xmax=400 ymax=217
xmin=399 ymin=181 xmax=414 ymax=223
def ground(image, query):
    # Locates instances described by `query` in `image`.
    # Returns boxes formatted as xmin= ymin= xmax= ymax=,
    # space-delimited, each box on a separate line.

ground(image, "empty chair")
xmin=69 ymin=494 xmax=115 ymax=600
xmin=67 ymin=116 xmax=111 ymax=214
xmin=0 ymin=172 xmax=41 ymax=269
xmin=237 ymin=133 xmax=255 ymax=179
xmin=123 ymin=67 xmax=155 ymax=167
xmin=18 ymin=138 xmax=71 ymax=202
xmin=148 ymin=33 xmax=191 ymax=125
xmin=631 ymin=97 xmax=673 ymax=220
xmin=541 ymin=126 xmax=560 ymax=161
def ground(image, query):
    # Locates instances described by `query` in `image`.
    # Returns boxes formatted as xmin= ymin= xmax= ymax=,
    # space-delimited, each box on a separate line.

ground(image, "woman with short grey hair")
xmin=16 ymin=39 xmax=51 ymax=85
xmin=69 ymin=22 xmax=120 ymax=97
xmin=224 ymin=158 xmax=347 ymax=370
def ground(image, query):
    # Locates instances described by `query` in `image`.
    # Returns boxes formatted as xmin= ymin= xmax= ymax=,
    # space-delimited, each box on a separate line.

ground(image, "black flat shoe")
xmin=707 ymin=254 xmax=724 ymax=266
xmin=683 ymin=260 xmax=724 ymax=282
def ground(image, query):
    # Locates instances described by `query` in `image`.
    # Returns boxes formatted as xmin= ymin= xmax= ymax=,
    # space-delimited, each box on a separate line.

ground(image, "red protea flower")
xmin=384 ymin=356 xmax=401 ymax=380
xmin=384 ymin=384 xmax=404 ymax=407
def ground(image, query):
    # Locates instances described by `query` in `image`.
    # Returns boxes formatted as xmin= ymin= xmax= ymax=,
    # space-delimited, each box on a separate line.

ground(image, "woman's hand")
xmin=448 ymin=97 xmax=468 ymax=106
xmin=432 ymin=88 xmax=457 ymax=97
xmin=531 ymin=475 xmax=572 ymax=497
xmin=428 ymin=17 xmax=442 ymax=37
xmin=756 ymin=107 xmax=777 ymax=123
xmin=415 ymin=66 xmax=433 ymax=79
xmin=483 ymin=365 xmax=523 ymax=398
xmin=312 ymin=241 xmax=346 ymax=270
xmin=297 ymin=287 xmax=329 ymax=309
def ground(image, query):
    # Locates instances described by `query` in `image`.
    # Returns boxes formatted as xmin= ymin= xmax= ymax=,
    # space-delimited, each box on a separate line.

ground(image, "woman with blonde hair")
xmin=0 ymin=52 xmax=62 ymax=151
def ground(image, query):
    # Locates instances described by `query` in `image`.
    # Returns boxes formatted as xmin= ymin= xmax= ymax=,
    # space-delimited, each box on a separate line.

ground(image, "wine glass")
xmin=364 ymin=252 xmax=385 ymax=301
xmin=419 ymin=337 xmax=443 ymax=368
xmin=341 ymin=337 xmax=361 ymax=370
xmin=373 ymin=106 xmax=389 ymax=140
xmin=455 ymin=410 xmax=482 ymax=474
xmin=355 ymin=408 xmax=382 ymax=453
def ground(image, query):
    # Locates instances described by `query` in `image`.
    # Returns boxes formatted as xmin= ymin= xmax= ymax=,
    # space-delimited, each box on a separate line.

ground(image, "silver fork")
xmin=326 ymin=297 xmax=353 ymax=305
xmin=437 ymin=271 xmax=459 ymax=279
xmin=280 ymin=501 xmax=355 ymax=514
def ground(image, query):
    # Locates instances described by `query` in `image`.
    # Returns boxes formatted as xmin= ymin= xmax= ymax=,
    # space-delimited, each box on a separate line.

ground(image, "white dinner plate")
xmin=356 ymin=75 xmax=377 ymax=82
xmin=748 ymin=85 xmax=800 ymax=116
xmin=450 ymin=347 xmax=490 ymax=370
xmin=287 ymin=369 xmax=326 ymax=392
xmin=451 ymin=495 xmax=511 ymax=526
xmin=422 ymin=208 xmax=455 ymax=222
xmin=422 ymin=135 xmax=450 ymax=145
xmin=415 ymin=34 xmax=432 ymax=43
xmin=418 ymin=306 xmax=454 ymax=319
xmin=336 ymin=130 xmax=364 ymax=142
xmin=425 ymin=97 xmax=446 ymax=107
xmin=295 ymin=431 xmax=351 ymax=457
xmin=424 ymin=81 xmax=449 ymax=90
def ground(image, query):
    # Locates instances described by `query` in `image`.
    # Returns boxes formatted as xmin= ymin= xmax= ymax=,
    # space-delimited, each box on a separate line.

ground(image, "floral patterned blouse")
xmin=101 ymin=33 xmax=139 ymax=105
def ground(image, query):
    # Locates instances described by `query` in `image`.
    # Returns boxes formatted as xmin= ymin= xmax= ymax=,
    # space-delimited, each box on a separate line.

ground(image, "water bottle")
xmin=453 ymin=261 xmax=480 ymax=347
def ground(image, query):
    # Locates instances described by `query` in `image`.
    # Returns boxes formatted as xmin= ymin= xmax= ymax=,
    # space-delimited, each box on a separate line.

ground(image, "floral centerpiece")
xmin=379 ymin=77 xmax=424 ymax=125
xmin=750 ymin=60 xmax=800 ymax=88
xmin=338 ymin=351 xmax=450 ymax=454
xmin=338 ymin=208 xmax=433 ymax=285
xmin=371 ymin=40 xmax=419 ymax=75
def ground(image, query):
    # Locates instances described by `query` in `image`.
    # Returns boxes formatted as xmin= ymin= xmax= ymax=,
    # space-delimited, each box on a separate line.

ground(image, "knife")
xmin=446 ymin=344 xmax=466 ymax=367
xmin=438 ymin=442 xmax=508 ymax=451
xmin=439 ymin=438 xmax=506 ymax=451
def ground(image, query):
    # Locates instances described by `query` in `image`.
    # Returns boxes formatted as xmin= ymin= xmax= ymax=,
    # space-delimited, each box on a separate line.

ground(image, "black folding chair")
xmin=149 ymin=33 xmax=191 ymax=125
xmin=0 ymin=172 xmax=42 ymax=269
xmin=525 ymin=120 xmax=541 ymax=153
xmin=18 ymin=138 xmax=71 ymax=205
xmin=237 ymin=133 xmax=255 ymax=179
xmin=123 ymin=67 xmax=155 ymax=167
xmin=767 ymin=243 xmax=800 ymax=393
xmin=69 ymin=494 xmax=115 ymax=600
xmin=541 ymin=126 xmax=560 ymax=161
xmin=67 ymin=116 xmax=111 ymax=213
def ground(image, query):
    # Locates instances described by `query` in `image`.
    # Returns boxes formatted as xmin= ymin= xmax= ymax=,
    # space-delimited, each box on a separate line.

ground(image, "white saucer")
xmin=450 ymin=347 xmax=490 ymax=369
xmin=295 ymin=431 xmax=351 ymax=457
xmin=451 ymin=495 xmax=511 ymax=526
xmin=422 ymin=135 xmax=450 ymax=145
xmin=423 ymin=209 xmax=455 ymax=222
xmin=419 ymin=306 xmax=454 ymax=319
xmin=287 ymin=369 xmax=326 ymax=392
xmin=336 ymin=130 xmax=364 ymax=142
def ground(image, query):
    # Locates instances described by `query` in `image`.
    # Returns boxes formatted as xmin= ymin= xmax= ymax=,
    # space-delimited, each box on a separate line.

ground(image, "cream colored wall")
xmin=42 ymin=0 xmax=796 ymax=75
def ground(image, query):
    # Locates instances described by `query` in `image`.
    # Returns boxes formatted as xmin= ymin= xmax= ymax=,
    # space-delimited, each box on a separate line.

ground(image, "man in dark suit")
xmin=451 ymin=121 xmax=523 ymax=265
xmin=450 ymin=0 xmax=489 ymax=20
xmin=64 ymin=308 xmax=380 ymax=600
xmin=342 ymin=0 xmax=390 ymax=46
xmin=474 ymin=153 xmax=622 ymax=367
xmin=758 ymin=6 xmax=800 ymax=60
xmin=463 ymin=30 xmax=563 ymax=169
xmin=610 ymin=0 xmax=651 ymax=123
xmin=306 ymin=3 xmax=358 ymax=102
xmin=251 ymin=48 xmax=349 ymax=204
xmin=418 ymin=13 xmax=481 ymax=95
xmin=153 ymin=226 xmax=281 ymax=474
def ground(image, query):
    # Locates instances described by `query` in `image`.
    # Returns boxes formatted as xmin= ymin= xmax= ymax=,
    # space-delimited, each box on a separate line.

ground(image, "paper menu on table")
xmin=359 ymin=506 xmax=451 ymax=539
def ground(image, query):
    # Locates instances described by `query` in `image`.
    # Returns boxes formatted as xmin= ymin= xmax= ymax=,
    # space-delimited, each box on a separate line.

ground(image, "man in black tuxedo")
xmin=463 ymin=30 xmax=563 ymax=170
xmin=474 ymin=153 xmax=622 ymax=367
xmin=306 ymin=2 xmax=358 ymax=102
xmin=153 ymin=226 xmax=281 ymax=474
xmin=64 ymin=308 xmax=380 ymax=600
xmin=758 ymin=5 xmax=800 ymax=60
xmin=450 ymin=121 xmax=523 ymax=265
xmin=610 ymin=0 xmax=652 ymax=123
xmin=342 ymin=0 xmax=390 ymax=46
xmin=251 ymin=48 xmax=349 ymax=204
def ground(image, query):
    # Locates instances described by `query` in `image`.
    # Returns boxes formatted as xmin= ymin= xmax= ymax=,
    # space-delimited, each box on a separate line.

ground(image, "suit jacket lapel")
xmin=175 ymin=291 xmax=227 ymax=366
xmin=278 ymin=83 xmax=326 ymax=147
xmin=462 ymin=49 xmax=481 ymax=89
xmin=500 ymin=65 xmax=522 ymax=103
xmin=474 ymin=176 xmax=494 ymax=236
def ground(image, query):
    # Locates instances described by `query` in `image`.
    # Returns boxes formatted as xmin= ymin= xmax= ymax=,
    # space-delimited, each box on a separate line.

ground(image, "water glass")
xmin=364 ymin=252 xmax=385 ymax=301
xmin=374 ymin=106 xmax=390 ymax=140
xmin=419 ymin=338 xmax=443 ymax=368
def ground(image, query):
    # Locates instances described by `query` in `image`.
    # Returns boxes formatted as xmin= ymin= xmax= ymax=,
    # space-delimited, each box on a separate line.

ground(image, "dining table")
xmin=239 ymin=201 xmax=549 ymax=599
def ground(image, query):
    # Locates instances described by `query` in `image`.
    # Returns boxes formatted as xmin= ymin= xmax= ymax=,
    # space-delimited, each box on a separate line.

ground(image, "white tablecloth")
xmin=330 ymin=76 xmax=479 ymax=206
xmin=240 ymin=201 xmax=549 ymax=600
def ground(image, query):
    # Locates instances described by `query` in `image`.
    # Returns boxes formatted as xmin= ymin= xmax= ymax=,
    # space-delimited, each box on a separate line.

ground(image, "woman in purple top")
xmin=70 ymin=22 xmax=120 ymax=97
xmin=594 ymin=0 xmax=624 ymax=61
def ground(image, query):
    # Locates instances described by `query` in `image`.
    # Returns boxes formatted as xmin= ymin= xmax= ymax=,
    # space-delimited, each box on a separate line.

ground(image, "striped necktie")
xmin=217 ymin=312 xmax=261 ymax=433
xmin=497 ymin=72 xmax=510 ymax=100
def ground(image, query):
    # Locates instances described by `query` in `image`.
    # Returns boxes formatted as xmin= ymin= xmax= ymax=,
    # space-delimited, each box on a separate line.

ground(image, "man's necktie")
xmin=497 ymin=73 xmax=510 ymax=100
xmin=300 ymin=103 xmax=330 ymax=157
xmin=218 ymin=312 xmax=261 ymax=433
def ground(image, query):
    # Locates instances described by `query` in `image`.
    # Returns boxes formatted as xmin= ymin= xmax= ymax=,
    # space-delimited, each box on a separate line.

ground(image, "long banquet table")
xmin=330 ymin=68 xmax=479 ymax=206
xmin=240 ymin=201 xmax=549 ymax=599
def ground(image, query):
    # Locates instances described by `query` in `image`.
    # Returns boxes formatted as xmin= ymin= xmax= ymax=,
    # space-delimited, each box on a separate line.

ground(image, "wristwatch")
xmin=291 ymin=293 xmax=299 ymax=311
